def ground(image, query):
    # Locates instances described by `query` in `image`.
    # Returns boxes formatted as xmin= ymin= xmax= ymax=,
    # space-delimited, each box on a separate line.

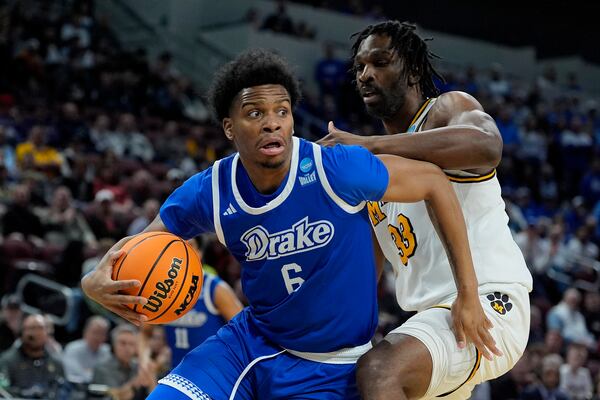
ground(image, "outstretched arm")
xmin=378 ymin=154 xmax=501 ymax=360
xmin=319 ymin=92 xmax=502 ymax=172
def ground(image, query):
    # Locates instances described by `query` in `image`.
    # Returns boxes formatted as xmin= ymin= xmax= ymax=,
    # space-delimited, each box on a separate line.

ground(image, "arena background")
xmin=0 ymin=0 xmax=599 ymax=398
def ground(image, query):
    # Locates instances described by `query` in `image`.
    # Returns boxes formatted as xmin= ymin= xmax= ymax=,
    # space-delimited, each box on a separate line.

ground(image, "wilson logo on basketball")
xmin=175 ymin=274 xmax=200 ymax=316
xmin=241 ymin=217 xmax=334 ymax=261
xmin=144 ymin=257 xmax=182 ymax=313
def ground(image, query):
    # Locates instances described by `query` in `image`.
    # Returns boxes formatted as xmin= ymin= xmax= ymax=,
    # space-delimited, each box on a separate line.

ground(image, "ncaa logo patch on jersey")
xmin=487 ymin=292 xmax=512 ymax=315
xmin=300 ymin=157 xmax=313 ymax=173
xmin=298 ymin=157 xmax=317 ymax=186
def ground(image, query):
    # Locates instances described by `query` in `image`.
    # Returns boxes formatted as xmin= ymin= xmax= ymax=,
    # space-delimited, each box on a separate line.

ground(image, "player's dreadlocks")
xmin=351 ymin=21 xmax=443 ymax=98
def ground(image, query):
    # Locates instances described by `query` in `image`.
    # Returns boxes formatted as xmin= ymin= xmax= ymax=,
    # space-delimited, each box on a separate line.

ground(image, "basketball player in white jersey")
xmin=319 ymin=21 xmax=533 ymax=399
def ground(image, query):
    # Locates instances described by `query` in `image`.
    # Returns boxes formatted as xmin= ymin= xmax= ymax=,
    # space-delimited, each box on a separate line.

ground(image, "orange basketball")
xmin=112 ymin=232 xmax=203 ymax=324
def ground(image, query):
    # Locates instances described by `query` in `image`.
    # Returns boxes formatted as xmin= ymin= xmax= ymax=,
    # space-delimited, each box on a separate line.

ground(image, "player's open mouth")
xmin=259 ymin=139 xmax=285 ymax=156
xmin=362 ymin=91 xmax=380 ymax=104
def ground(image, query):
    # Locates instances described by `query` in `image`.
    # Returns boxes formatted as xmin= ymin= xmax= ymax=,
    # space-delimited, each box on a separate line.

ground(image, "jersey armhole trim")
xmin=445 ymin=169 xmax=496 ymax=183
xmin=211 ymin=160 xmax=226 ymax=245
xmin=311 ymin=144 xmax=365 ymax=214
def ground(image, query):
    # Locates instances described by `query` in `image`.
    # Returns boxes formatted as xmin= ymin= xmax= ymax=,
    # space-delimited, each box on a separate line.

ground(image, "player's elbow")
xmin=482 ymin=132 xmax=503 ymax=168
xmin=472 ymin=124 xmax=503 ymax=168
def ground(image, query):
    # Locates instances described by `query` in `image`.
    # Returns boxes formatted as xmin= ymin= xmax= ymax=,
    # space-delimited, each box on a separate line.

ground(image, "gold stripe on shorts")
xmin=437 ymin=348 xmax=482 ymax=397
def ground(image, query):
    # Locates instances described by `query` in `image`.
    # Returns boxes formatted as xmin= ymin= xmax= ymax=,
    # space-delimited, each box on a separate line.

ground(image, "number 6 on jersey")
xmin=281 ymin=263 xmax=305 ymax=294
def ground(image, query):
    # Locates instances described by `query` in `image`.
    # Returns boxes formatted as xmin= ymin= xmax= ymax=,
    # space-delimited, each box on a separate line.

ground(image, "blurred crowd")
xmin=0 ymin=0 xmax=600 ymax=399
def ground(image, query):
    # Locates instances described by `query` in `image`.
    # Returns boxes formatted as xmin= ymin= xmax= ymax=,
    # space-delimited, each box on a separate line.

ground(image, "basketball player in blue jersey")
xmin=82 ymin=48 xmax=494 ymax=399
xmin=165 ymin=270 xmax=243 ymax=367
xmin=319 ymin=21 xmax=533 ymax=400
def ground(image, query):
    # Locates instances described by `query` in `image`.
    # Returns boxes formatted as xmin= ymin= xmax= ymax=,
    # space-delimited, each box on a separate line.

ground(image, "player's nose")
xmin=262 ymin=114 xmax=281 ymax=133
xmin=358 ymin=65 xmax=374 ymax=83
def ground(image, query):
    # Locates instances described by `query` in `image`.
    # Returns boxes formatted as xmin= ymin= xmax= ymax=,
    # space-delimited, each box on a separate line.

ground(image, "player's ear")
xmin=222 ymin=118 xmax=234 ymax=141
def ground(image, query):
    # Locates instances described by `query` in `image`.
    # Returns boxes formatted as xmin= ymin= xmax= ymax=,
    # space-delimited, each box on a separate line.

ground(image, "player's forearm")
xmin=368 ymin=125 xmax=501 ymax=170
xmin=424 ymin=180 xmax=479 ymax=296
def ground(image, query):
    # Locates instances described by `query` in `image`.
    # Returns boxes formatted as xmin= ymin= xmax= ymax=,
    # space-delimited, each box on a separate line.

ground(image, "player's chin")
xmin=259 ymin=157 xmax=286 ymax=169
xmin=364 ymin=102 xmax=391 ymax=119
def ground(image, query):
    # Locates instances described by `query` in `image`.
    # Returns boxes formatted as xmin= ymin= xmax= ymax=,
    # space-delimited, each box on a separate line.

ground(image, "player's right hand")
xmin=317 ymin=121 xmax=367 ymax=148
xmin=81 ymin=237 xmax=148 ymax=326
xmin=452 ymin=294 xmax=503 ymax=361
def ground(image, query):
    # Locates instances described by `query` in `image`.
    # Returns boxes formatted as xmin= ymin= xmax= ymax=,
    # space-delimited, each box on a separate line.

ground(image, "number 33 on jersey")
xmin=367 ymin=201 xmax=417 ymax=266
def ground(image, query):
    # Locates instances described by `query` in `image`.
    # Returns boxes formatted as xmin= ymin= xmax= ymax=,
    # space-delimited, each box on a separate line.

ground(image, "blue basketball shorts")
xmin=147 ymin=308 xmax=361 ymax=400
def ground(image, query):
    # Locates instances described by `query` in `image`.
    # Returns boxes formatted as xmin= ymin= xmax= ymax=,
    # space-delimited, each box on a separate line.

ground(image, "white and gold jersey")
xmin=370 ymin=98 xmax=533 ymax=312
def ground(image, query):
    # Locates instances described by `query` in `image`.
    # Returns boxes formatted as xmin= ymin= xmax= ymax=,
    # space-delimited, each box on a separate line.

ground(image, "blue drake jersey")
xmin=165 ymin=273 xmax=226 ymax=366
xmin=160 ymin=137 xmax=389 ymax=352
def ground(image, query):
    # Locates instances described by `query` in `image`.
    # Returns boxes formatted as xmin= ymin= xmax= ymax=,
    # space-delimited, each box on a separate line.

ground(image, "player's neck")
xmin=382 ymin=90 xmax=425 ymax=135
xmin=241 ymin=158 xmax=291 ymax=194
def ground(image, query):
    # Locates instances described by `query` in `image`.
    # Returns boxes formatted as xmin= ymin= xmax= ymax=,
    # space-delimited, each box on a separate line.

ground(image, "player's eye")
xmin=248 ymin=110 xmax=261 ymax=118
xmin=354 ymin=63 xmax=365 ymax=73
xmin=277 ymin=109 xmax=288 ymax=117
xmin=374 ymin=59 xmax=389 ymax=67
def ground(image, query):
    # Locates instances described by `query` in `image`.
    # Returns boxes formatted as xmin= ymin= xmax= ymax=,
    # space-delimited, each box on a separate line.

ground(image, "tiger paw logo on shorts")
xmin=487 ymin=292 xmax=512 ymax=315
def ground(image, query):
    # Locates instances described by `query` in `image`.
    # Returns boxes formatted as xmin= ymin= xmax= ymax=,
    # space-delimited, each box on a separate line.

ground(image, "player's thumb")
xmin=104 ymin=249 xmax=125 ymax=271
xmin=328 ymin=120 xmax=336 ymax=133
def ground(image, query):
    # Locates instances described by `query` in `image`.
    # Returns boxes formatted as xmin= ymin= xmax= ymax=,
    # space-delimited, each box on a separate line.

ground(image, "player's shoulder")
xmin=319 ymin=143 xmax=372 ymax=160
xmin=427 ymin=91 xmax=486 ymax=127
xmin=433 ymin=91 xmax=484 ymax=113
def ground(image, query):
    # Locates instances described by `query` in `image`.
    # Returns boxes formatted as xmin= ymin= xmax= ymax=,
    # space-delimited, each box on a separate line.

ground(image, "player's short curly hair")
xmin=208 ymin=48 xmax=302 ymax=121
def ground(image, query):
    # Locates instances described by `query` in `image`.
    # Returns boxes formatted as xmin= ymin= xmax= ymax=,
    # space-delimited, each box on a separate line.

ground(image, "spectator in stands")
xmin=43 ymin=314 xmax=62 ymax=356
xmin=138 ymin=325 xmax=171 ymax=380
xmin=529 ymin=305 xmax=545 ymax=345
xmin=42 ymin=185 xmax=97 ymax=248
xmin=127 ymin=198 xmax=159 ymax=236
xmin=580 ymin=158 xmax=600 ymax=206
xmin=487 ymin=63 xmax=511 ymax=98
xmin=90 ymin=113 xmax=114 ymax=153
xmin=545 ymin=330 xmax=564 ymax=356
xmin=54 ymin=102 xmax=91 ymax=150
xmin=105 ymin=113 xmax=154 ymax=162
xmin=1 ymin=183 xmax=45 ymax=241
xmin=261 ymin=0 xmax=294 ymax=35
xmin=582 ymin=291 xmax=600 ymax=341
xmin=521 ymin=354 xmax=569 ymax=400
xmin=86 ymin=189 xmax=126 ymax=240
xmin=15 ymin=124 xmax=63 ymax=175
xmin=515 ymin=219 xmax=552 ymax=275
xmin=560 ymin=343 xmax=594 ymax=399
xmin=518 ymin=115 xmax=548 ymax=165
xmin=565 ymin=225 xmax=599 ymax=268
xmin=0 ymin=125 xmax=17 ymax=180
xmin=0 ymin=313 xmax=65 ymax=398
xmin=61 ymin=13 xmax=91 ymax=49
xmin=127 ymin=170 xmax=155 ymax=208
xmin=496 ymin=107 xmax=520 ymax=154
xmin=547 ymin=288 xmax=596 ymax=347
xmin=92 ymin=324 xmax=156 ymax=400
xmin=63 ymin=315 xmax=111 ymax=384
xmin=61 ymin=155 xmax=95 ymax=203
xmin=489 ymin=352 xmax=535 ymax=400
xmin=560 ymin=116 xmax=594 ymax=194
xmin=314 ymin=43 xmax=347 ymax=99
xmin=0 ymin=294 xmax=22 ymax=352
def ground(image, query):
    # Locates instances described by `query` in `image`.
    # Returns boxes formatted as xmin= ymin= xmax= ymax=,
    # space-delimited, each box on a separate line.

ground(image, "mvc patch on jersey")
xmin=487 ymin=292 xmax=512 ymax=315
xmin=298 ymin=157 xmax=317 ymax=186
